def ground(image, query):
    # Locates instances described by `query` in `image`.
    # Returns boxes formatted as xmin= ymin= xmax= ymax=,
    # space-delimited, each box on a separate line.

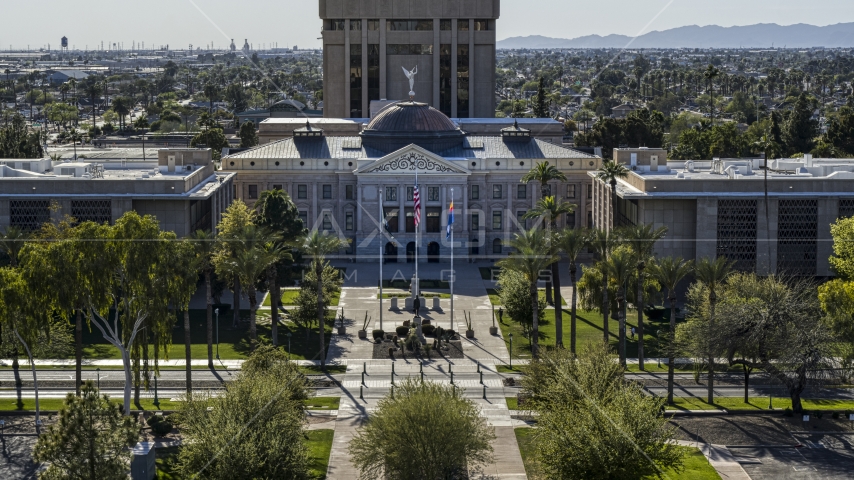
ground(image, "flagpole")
xmin=450 ymin=188 xmax=454 ymax=332
xmin=379 ymin=190 xmax=383 ymax=331
xmin=415 ymin=168 xmax=419 ymax=301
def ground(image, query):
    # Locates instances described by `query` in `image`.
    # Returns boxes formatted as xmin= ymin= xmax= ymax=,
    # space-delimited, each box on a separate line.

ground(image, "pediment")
xmin=355 ymin=144 xmax=471 ymax=176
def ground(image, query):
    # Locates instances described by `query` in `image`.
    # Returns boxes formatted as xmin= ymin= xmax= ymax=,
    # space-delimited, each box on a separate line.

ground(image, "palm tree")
xmin=694 ymin=256 xmax=733 ymax=405
xmin=556 ymin=228 xmax=588 ymax=353
xmin=603 ymin=248 xmax=633 ymax=367
xmin=497 ymin=228 xmax=558 ymax=358
xmin=219 ymin=227 xmax=288 ymax=350
xmin=524 ymin=196 xmax=575 ymax=347
xmin=293 ymin=231 xmax=349 ymax=369
xmin=754 ymin=133 xmax=780 ymax=272
xmin=595 ymin=161 xmax=629 ymax=231
xmin=83 ymin=82 xmax=101 ymax=130
xmin=204 ymin=83 xmax=219 ymax=115
xmin=521 ymin=162 xmax=568 ymax=305
xmin=192 ymin=230 xmax=216 ymax=369
xmin=704 ymin=65 xmax=720 ymax=125
xmin=0 ymin=227 xmax=27 ymax=267
xmin=111 ymin=96 xmax=130 ymax=131
xmin=68 ymin=130 xmax=82 ymax=160
xmin=649 ymin=257 xmax=694 ymax=404
xmin=622 ymin=224 xmax=668 ymax=370
xmin=589 ymin=228 xmax=616 ymax=345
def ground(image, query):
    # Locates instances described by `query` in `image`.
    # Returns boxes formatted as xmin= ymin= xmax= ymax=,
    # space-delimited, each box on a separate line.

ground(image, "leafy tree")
xmin=826 ymin=105 xmax=854 ymax=156
xmin=238 ymin=121 xmax=258 ymax=147
xmin=0 ymin=226 xmax=27 ymax=267
xmin=819 ymin=217 xmax=854 ymax=364
xmin=649 ymin=257 xmax=694 ymax=404
xmin=0 ymin=114 xmax=43 ymax=158
xmin=622 ymin=109 xmax=665 ymax=148
xmin=533 ymin=76 xmax=548 ymax=118
xmin=292 ymin=231 xmax=348 ymax=368
xmin=349 ymin=379 xmax=495 ymax=480
xmin=521 ymin=344 xmax=683 ymax=480
xmin=687 ymin=273 xmax=834 ymax=413
xmin=291 ymin=261 xmax=340 ymax=347
xmin=497 ymin=268 xmax=546 ymax=340
xmin=190 ymin=126 xmax=229 ymax=160
xmin=225 ymin=83 xmax=249 ymax=113
xmin=214 ymin=201 xmax=255 ymax=328
xmin=32 ymin=381 xmax=139 ymax=480
xmin=497 ymin=228 xmax=557 ymax=357
xmin=782 ymin=92 xmax=818 ymax=155
xmin=176 ymin=346 xmax=310 ymax=480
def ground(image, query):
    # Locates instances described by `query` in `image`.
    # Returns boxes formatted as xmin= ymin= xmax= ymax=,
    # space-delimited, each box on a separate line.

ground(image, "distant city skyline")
xmin=1 ymin=0 xmax=853 ymax=51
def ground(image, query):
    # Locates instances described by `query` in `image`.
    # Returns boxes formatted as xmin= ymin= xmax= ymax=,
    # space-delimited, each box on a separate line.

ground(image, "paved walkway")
xmin=676 ymin=441 xmax=752 ymax=480
xmin=322 ymin=261 xmax=527 ymax=480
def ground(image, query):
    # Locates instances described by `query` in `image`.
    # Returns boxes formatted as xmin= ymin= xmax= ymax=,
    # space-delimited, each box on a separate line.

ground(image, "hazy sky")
xmin=2 ymin=0 xmax=853 ymax=51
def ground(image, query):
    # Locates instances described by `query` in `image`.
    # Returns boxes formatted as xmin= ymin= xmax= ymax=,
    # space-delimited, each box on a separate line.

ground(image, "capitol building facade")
xmin=222 ymin=101 xmax=601 ymax=262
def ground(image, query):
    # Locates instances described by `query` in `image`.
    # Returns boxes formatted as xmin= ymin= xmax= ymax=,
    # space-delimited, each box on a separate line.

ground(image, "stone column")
xmin=356 ymin=184 xmax=363 ymax=234
xmin=344 ymin=19 xmax=350 ymax=116
xmin=462 ymin=184 xmax=468 ymax=234
xmin=468 ymin=19 xmax=475 ymax=119
xmin=451 ymin=19 xmax=458 ymax=118
xmin=312 ymin=183 xmax=318 ymax=228
xmin=379 ymin=18 xmax=387 ymax=100
xmin=817 ymin=198 xmax=836 ymax=277
xmin=398 ymin=184 xmax=405 ymax=233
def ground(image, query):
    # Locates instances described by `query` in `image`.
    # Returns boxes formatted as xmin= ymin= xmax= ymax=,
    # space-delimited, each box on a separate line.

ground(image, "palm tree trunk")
xmin=317 ymin=263 xmax=326 ymax=368
xmin=269 ymin=265 xmax=279 ymax=347
xmin=667 ymin=291 xmax=676 ymax=405
xmin=602 ymin=270 xmax=609 ymax=345
xmin=743 ymin=365 xmax=750 ymax=404
xmin=184 ymin=310 xmax=192 ymax=394
xmin=75 ymin=308 xmax=82 ymax=395
xmin=618 ymin=287 xmax=626 ymax=367
xmin=249 ymin=288 xmax=258 ymax=350
xmin=552 ymin=262 xmax=563 ymax=348
xmin=707 ymin=298 xmax=716 ymax=405
xmin=570 ymin=263 xmax=578 ymax=354
xmin=205 ymin=271 xmax=213 ymax=369
xmin=232 ymin=278 xmax=241 ymax=328
xmin=530 ymin=281 xmax=539 ymax=358
xmin=637 ymin=268 xmax=645 ymax=371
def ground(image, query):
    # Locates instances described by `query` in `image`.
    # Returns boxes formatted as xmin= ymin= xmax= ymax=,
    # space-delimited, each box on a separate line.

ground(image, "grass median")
xmin=666 ymin=397 xmax=854 ymax=412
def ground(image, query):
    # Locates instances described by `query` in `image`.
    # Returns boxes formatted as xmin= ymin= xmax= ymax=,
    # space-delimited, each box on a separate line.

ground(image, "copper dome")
xmin=361 ymin=101 xmax=464 ymax=154
xmin=365 ymin=101 xmax=458 ymax=133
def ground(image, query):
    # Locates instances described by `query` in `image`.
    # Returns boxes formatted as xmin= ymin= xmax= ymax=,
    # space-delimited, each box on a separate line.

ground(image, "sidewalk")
xmin=676 ymin=440 xmax=752 ymax=480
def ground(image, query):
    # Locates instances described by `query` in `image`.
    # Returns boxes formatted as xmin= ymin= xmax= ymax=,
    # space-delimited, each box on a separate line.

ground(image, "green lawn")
xmin=0 ymin=397 xmax=184 ymax=413
xmin=487 ymin=288 xmax=567 ymax=307
xmin=79 ymin=310 xmax=332 ymax=362
xmin=499 ymin=308 xmax=671 ymax=360
xmin=506 ymin=397 xmax=519 ymax=410
xmin=666 ymin=397 xmax=854 ymax=412
xmin=263 ymin=289 xmax=341 ymax=307
xmin=307 ymin=429 xmax=334 ymax=479
xmin=154 ymin=430 xmax=334 ymax=480
xmin=305 ymin=397 xmax=340 ymax=411
xmin=514 ymin=428 xmax=720 ymax=480
xmin=496 ymin=365 xmax=525 ymax=374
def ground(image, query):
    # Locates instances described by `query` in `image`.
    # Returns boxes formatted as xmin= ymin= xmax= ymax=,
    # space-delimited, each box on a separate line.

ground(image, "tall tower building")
xmin=319 ymin=0 xmax=499 ymax=119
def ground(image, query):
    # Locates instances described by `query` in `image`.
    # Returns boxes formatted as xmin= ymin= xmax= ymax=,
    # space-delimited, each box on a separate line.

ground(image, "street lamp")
xmin=96 ymin=367 xmax=100 ymax=390
xmin=214 ymin=308 xmax=220 ymax=360
xmin=509 ymin=333 xmax=514 ymax=368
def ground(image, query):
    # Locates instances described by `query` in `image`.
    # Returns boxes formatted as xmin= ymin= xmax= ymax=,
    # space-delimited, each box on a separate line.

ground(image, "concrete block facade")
xmin=320 ymin=0 xmax=499 ymax=118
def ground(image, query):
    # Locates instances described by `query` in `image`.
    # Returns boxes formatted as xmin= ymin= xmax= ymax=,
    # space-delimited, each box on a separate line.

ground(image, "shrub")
xmin=388 ymin=347 xmax=395 ymax=357
xmin=643 ymin=305 xmax=666 ymax=320
xmin=784 ymin=407 xmax=794 ymax=417
xmin=424 ymin=344 xmax=432 ymax=358
xmin=497 ymin=269 xmax=546 ymax=334
xmin=445 ymin=329 xmax=457 ymax=339
xmin=147 ymin=416 xmax=173 ymax=436
xmin=372 ymin=329 xmax=385 ymax=341
xmin=422 ymin=325 xmax=436 ymax=336
xmin=436 ymin=326 xmax=444 ymax=338
xmin=404 ymin=333 xmax=420 ymax=351
xmin=396 ymin=326 xmax=410 ymax=337
xmin=392 ymin=335 xmax=399 ymax=343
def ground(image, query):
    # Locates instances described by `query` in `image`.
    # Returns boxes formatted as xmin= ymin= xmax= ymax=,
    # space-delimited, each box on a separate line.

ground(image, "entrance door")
xmin=427 ymin=242 xmax=440 ymax=263
xmin=470 ymin=238 xmax=480 ymax=256
xmin=406 ymin=242 xmax=416 ymax=263
xmin=385 ymin=242 xmax=398 ymax=263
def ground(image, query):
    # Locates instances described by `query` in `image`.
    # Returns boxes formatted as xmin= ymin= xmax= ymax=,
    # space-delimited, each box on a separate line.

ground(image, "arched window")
xmin=492 ymin=238 xmax=503 ymax=254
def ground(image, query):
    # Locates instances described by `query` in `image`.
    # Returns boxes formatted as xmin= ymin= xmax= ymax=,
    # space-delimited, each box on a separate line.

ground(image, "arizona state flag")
xmin=446 ymin=200 xmax=454 ymax=240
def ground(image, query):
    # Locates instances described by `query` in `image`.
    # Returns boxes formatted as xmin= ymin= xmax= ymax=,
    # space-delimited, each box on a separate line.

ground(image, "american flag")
xmin=413 ymin=185 xmax=421 ymax=227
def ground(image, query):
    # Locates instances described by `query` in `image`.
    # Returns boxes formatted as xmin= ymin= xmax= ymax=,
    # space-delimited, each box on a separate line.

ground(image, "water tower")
xmin=61 ymin=36 xmax=69 ymax=55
